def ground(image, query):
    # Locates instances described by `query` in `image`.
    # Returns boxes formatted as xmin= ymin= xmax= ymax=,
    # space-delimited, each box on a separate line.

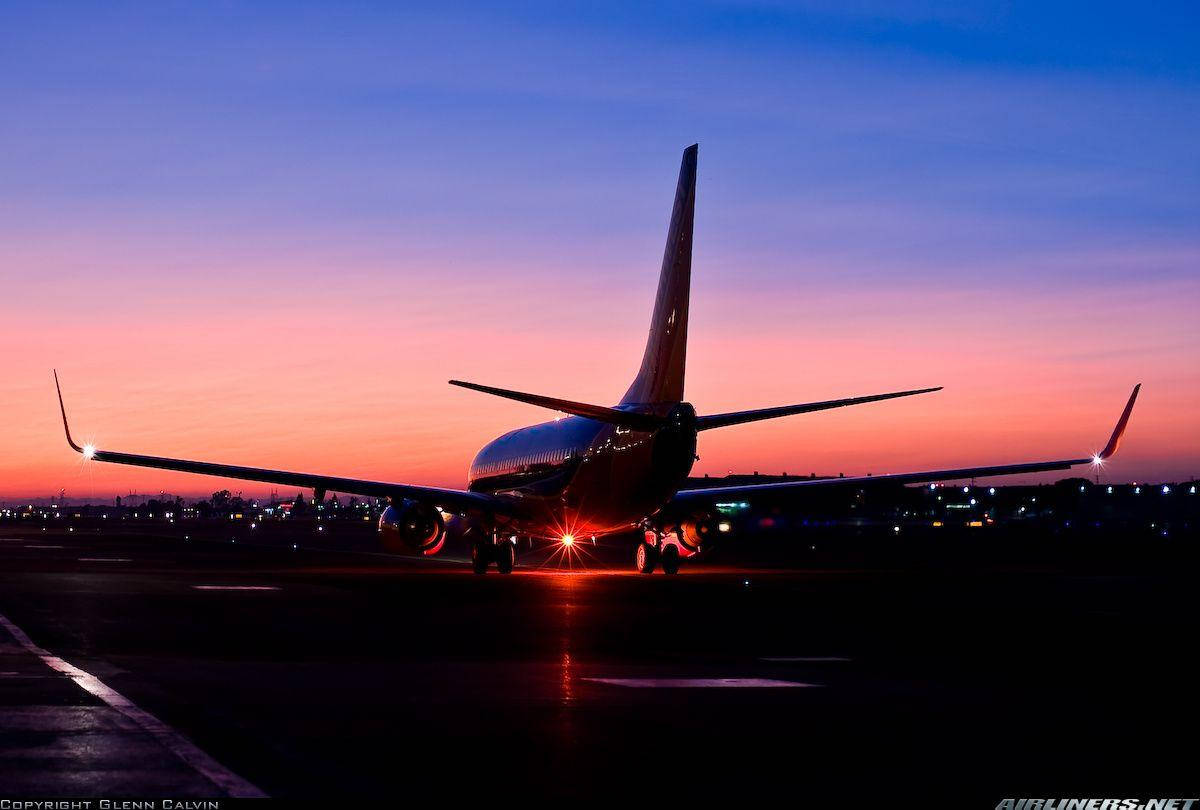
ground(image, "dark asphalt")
xmin=0 ymin=526 xmax=1196 ymax=803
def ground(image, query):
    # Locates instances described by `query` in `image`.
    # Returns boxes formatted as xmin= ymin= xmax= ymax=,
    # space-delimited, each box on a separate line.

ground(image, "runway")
xmin=0 ymin=527 xmax=1196 ymax=802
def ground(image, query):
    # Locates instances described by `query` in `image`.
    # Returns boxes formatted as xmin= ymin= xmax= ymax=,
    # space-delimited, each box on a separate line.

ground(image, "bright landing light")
xmin=561 ymin=534 xmax=575 ymax=547
xmin=82 ymin=443 xmax=96 ymax=460
xmin=1091 ymin=454 xmax=1103 ymax=465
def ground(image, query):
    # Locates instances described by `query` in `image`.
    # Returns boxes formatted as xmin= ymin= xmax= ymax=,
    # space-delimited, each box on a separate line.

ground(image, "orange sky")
xmin=3 ymin=255 xmax=1196 ymax=500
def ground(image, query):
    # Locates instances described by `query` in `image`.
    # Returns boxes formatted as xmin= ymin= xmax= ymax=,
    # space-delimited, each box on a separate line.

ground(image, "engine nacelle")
xmin=379 ymin=500 xmax=446 ymax=556
xmin=679 ymin=515 xmax=729 ymax=552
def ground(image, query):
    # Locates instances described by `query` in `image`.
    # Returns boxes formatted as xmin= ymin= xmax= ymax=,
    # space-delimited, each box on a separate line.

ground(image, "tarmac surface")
xmin=0 ymin=526 xmax=1196 ymax=803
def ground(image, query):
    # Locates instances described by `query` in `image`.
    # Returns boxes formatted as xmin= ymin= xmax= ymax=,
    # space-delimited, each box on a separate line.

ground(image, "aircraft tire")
xmin=471 ymin=542 xmax=491 ymax=575
xmin=660 ymin=544 xmax=681 ymax=575
xmin=495 ymin=541 xmax=515 ymax=574
xmin=635 ymin=542 xmax=658 ymax=574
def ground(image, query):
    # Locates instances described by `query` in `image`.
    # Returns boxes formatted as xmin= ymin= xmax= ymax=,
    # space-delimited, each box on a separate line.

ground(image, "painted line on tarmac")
xmin=583 ymin=677 xmax=820 ymax=688
xmin=78 ymin=557 xmax=132 ymax=562
xmin=192 ymin=585 xmax=280 ymax=591
xmin=23 ymin=544 xmax=65 ymax=549
xmin=759 ymin=656 xmax=852 ymax=663
xmin=0 ymin=612 xmax=267 ymax=798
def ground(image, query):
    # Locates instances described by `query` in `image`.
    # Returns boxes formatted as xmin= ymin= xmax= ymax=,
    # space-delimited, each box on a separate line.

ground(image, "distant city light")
xmin=1162 ymin=485 xmax=1170 ymax=495
xmin=988 ymin=487 xmax=995 ymax=495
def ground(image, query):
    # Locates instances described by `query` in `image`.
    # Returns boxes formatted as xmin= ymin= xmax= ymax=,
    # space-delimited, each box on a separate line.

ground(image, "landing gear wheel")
xmin=635 ymin=542 xmax=659 ymax=574
xmin=495 ymin=541 xmax=515 ymax=574
xmin=660 ymin=544 xmax=681 ymax=575
xmin=471 ymin=542 xmax=491 ymax=575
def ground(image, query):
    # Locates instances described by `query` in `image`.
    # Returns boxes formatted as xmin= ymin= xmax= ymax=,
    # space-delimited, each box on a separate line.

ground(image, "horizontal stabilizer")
xmin=696 ymin=386 xmax=943 ymax=431
xmin=449 ymin=380 xmax=666 ymax=431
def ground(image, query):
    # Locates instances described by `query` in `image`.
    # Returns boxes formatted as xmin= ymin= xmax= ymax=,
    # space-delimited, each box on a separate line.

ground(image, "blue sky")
xmin=2 ymin=1 xmax=1197 ymax=491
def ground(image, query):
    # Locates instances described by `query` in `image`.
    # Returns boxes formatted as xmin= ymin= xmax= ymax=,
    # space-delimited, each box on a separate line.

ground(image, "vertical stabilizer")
xmin=621 ymin=144 xmax=697 ymax=405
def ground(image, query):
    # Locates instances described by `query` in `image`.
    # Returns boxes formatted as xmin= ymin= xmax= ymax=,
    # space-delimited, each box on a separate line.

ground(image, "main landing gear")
xmin=635 ymin=531 xmax=682 ymax=575
xmin=472 ymin=536 xmax=517 ymax=575
xmin=635 ymin=540 xmax=658 ymax=574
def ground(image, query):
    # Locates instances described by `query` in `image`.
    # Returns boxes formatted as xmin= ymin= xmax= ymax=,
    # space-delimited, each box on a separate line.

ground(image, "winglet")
xmin=52 ymin=370 xmax=84 ymax=453
xmin=1098 ymin=383 xmax=1140 ymax=460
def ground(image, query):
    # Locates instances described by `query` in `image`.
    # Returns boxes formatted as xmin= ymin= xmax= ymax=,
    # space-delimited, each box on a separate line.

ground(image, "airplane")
xmin=53 ymin=144 xmax=1141 ymax=575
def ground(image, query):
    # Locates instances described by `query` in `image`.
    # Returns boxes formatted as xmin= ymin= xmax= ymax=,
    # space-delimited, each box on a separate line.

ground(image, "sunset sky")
xmin=2 ymin=1 xmax=1197 ymax=500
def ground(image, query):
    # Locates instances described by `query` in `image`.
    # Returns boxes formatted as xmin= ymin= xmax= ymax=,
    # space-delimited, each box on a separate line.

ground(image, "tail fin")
xmin=621 ymin=144 xmax=697 ymax=405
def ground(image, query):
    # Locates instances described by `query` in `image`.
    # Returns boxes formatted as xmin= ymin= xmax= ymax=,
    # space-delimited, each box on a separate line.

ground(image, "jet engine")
xmin=378 ymin=500 xmax=446 ymax=555
xmin=678 ymin=513 xmax=729 ymax=552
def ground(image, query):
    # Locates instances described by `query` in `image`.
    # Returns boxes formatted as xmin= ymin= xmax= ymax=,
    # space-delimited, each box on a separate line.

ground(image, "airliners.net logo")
xmin=996 ymin=800 xmax=1197 ymax=810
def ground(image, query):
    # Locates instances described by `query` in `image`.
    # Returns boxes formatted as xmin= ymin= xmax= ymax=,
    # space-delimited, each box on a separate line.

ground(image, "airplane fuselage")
xmin=467 ymin=404 xmax=697 ymax=538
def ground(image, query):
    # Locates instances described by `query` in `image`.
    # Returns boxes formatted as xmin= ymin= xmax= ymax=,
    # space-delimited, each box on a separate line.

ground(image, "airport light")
xmin=1162 ymin=485 xmax=1170 ymax=495
xmin=718 ymin=521 xmax=732 ymax=533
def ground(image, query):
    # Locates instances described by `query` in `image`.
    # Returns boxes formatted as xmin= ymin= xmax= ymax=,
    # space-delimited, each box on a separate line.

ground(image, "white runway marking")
xmin=78 ymin=557 xmax=133 ymax=562
xmin=0 ymin=612 xmax=266 ymax=798
xmin=584 ymin=677 xmax=819 ymax=688
xmin=192 ymin=585 xmax=280 ymax=591
xmin=759 ymin=657 xmax=852 ymax=663
xmin=23 ymin=544 xmax=65 ymax=549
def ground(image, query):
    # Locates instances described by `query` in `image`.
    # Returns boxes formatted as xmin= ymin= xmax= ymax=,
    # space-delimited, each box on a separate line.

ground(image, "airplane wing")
xmin=53 ymin=372 xmax=505 ymax=516
xmin=667 ymin=384 xmax=1141 ymax=512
